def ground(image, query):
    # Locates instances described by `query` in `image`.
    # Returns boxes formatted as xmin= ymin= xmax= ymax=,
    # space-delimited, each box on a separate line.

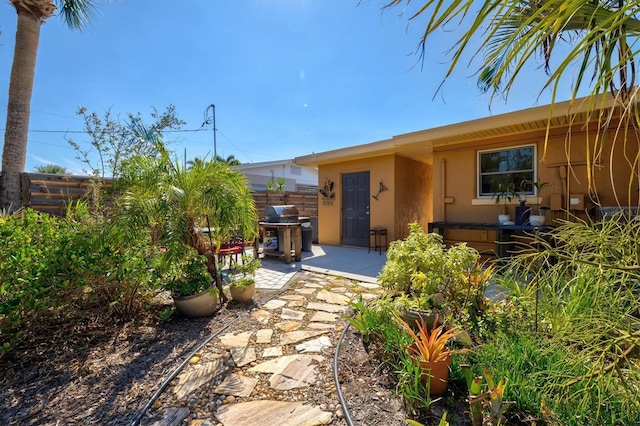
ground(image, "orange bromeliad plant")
xmin=396 ymin=314 xmax=459 ymax=362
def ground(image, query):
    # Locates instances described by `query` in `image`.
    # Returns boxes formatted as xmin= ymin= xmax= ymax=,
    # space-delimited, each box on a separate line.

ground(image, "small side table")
xmin=369 ymin=228 xmax=387 ymax=254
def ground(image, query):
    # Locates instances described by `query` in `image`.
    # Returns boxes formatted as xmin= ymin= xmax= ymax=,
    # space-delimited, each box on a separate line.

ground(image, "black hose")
xmin=131 ymin=281 xmax=293 ymax=426
xmin=334 ymin=322 xmax=355 ymax=426
xmin=130 ymin=313 xmax=241 ymax=426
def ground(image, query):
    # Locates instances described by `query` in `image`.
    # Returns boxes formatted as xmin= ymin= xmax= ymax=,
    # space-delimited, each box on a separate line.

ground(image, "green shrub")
xmin=503 ymin=217 xmax=640 ymax=418
xmin=0 ymin=210 xmax=79 ymax=336
xmin=0 ymin=208 xmax=162 ymax=353
xmin=378 ymin=222 xmax=505 ymax=343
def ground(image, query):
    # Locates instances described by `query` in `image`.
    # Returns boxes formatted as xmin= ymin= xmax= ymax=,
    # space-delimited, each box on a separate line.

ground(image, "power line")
xmin=0 ymin=128 xmax=207 ymax=134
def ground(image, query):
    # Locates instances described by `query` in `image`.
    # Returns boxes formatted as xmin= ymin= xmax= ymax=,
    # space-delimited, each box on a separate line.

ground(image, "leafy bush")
xmin=159 ymin=248 xmax=214 ymax=297
xmin=0 ymin=210 xmax=80 ymax=339
xmin=378 ymin=222 xmax=500 ymax=342
xmin=0 ymin=207 xmax=163 ymax=354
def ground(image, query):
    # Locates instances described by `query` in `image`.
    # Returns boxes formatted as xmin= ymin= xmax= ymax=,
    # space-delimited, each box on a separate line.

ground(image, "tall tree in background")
xmin=1 ymin=0 xmax=95 ymax=212
xmin=215 ymin=154 xmax=241 ymax=166
xmin=386 ymin=0 xmax=640 ymax=200
xmin=67 ymin=105 xmax=185 ymax=179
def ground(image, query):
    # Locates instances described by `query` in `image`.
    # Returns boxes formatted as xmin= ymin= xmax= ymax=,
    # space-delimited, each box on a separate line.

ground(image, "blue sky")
xmin=1 ymin=0 xmax=569 ymax=175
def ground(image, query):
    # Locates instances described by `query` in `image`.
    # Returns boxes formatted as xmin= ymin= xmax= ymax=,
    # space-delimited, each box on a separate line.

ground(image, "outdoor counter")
xmin=428 ymin=221 xmax=552 ymax=257
xmin=256 ymin=222 xmax=302 ymax=264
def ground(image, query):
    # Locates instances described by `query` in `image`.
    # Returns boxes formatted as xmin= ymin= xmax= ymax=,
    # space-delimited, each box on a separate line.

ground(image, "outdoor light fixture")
xmin=203 ymin=104 xmax=217 ymax=159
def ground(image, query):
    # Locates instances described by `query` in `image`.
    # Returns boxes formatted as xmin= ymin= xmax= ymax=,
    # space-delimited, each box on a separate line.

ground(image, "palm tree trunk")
xmin=1 ymin=9 xmax=41 ymax=211
xmin=188 ymin=225 xmax=228 ymax=303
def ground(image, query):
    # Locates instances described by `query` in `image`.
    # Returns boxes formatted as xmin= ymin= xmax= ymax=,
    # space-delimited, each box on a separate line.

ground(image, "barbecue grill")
xmin=264 ymin=205 xmax=300 ymax=223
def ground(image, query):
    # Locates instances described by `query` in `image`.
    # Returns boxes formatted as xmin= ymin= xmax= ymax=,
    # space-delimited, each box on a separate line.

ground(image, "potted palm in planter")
xmin=228 ymin=255 xmax=262 ymax=302
xmin=396 ymin=314 xmax=459 ymax=395
xmin=117 ymin=140 xmax=258 ymax=307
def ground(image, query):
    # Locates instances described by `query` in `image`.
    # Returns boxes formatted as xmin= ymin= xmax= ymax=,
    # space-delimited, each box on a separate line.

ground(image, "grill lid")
xmin=265 ymin=205 xmax=299 ymax=222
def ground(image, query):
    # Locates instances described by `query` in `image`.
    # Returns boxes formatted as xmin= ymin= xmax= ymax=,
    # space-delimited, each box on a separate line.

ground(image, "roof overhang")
xmin=294 ymin=95 xmax=622 ymax=167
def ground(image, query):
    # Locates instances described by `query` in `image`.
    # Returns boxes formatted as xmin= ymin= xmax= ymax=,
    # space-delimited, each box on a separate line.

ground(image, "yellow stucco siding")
xmin=316 ymin=154 xmax=431 ymax=246
xmin=317 ymin=155 xmax=396 ymax=246
xmin=432 ymin=125 xmax=640 ymax=250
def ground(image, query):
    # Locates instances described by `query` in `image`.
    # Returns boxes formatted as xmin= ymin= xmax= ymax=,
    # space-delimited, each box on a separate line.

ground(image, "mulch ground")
xmin=0 ymin=272 xmax=470 ymax=425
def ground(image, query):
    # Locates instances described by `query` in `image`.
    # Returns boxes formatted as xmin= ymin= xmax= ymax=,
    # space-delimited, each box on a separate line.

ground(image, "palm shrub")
xmin=117 ymin=141 xmax=258 ymax=302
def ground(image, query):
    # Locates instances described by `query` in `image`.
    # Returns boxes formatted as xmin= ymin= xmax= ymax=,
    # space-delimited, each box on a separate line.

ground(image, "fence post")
xmin=21 ymin=173 xmax=31 ymax=208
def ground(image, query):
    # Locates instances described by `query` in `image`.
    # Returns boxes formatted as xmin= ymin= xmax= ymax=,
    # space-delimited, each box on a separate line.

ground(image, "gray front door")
xmin=342 ymin=171 xmax=370 ymax=247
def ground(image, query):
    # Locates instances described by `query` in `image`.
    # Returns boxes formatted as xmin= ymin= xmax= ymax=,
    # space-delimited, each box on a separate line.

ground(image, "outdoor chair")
xmin=216 ymin=235 xmax=245 ymax=267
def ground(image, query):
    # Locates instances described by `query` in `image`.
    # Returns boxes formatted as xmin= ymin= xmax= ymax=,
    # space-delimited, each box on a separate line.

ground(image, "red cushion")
xmin=218 ymin=243 xmax=243 ymax=255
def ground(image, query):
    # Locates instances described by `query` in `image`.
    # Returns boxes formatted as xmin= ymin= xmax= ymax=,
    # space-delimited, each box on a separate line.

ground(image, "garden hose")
xmin=130 ymin=312 xmax=241 ymax=426
xmin=133 ymin=277 xmax=358 ymax=426
xmin=131 ymin=282 xmax=293 ymax=426
xmin=334 ymin=321 xmax=355 ymax=426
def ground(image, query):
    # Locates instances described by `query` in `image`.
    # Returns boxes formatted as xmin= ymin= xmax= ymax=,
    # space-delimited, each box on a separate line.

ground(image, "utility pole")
xmin=204 ymin=104 xmax=217 ymax=159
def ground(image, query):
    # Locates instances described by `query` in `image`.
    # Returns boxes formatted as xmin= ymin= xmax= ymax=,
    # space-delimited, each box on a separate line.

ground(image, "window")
xmin=478 ymin=145 xmax=535 ymax=197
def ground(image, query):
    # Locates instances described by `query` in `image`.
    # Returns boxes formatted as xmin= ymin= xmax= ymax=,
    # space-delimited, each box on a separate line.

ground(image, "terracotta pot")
xmin=230 ymin=281 xmax=256 ymax=302
xmin=173 ymin=286 xmax=218 ymax=318
xmin=418 ymin=356 xmax=452 ymax=396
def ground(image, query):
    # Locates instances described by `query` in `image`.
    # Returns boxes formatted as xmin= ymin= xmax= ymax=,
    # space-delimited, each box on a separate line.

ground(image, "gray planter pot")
xmin=173 ymin=286 xmax=218 ymax=318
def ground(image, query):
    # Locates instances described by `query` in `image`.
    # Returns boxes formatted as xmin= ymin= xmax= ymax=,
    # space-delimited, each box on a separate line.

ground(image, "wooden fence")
xmin=18 ymin=173 xmax=318 ymax=218
xmin=22 ymin=173 xmax=112 ymax=216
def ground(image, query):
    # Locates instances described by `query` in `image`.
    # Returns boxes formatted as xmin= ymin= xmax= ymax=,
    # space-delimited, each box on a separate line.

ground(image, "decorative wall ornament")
xmin=372 ymin=180 xmax=388 ymax=201
xmin=319 ymin=178 xmax=335 ymax=199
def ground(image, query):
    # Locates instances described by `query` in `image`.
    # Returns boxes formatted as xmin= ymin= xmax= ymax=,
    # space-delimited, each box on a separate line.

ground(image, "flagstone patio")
xmin=146 ymin=270 xmax=384 ymax=426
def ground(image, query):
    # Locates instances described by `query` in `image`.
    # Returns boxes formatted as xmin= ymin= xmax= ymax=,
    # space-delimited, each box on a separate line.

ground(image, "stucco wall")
xmin=432 ymin=125 xmax=640 ymax=250
xmin=393 ymin=155 xmax=431 ymax=240
xmin=317 ymin=155 xmax=398 ymax=246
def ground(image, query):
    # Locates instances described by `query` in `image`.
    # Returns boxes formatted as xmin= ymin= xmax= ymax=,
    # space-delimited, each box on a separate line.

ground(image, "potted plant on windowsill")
xmin=396 ymin=314 xmax=460 ymax=395
xmin=524 ymin=180 xmax=551 ymax=226
xmin=228 ymin=255 xmax=262 ymax=302
xmin=492 ymin=183 xmax=518 ymax=224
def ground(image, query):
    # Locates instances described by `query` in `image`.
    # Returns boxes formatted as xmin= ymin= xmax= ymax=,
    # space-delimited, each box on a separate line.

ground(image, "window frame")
xmin=477 ymin=144 xmax=537 ymax=198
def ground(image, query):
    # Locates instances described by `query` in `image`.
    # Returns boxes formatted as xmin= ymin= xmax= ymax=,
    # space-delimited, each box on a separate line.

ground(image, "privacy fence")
xmin=15 ymin=173 xmax=318 ymax=218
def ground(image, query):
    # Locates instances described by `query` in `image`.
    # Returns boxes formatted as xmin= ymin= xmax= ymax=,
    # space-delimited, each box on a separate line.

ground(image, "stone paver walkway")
xmin=148 ymin=270 xmax=383 ymax=426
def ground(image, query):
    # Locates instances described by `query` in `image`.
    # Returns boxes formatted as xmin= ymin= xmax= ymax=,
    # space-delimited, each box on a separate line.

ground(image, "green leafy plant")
xmin=117 ymin=141 xmax=258 ymax=302
xmin=379 ymin=222 xmax=481 ymax=300
xmin=461 ymin=365 xmax=513 ymax=426
xmin=379 ymin=222 xmax=495 ymax=341
xmin=161 ymin=249 xmax=215 ymax=297
xmin=229 ymin=255 xmax=262 ymax=289
xmin=492 ymin=182 xmax=518 ymax=215
xmin=461 ymin=365 xmax=484 ymax=426
xmin=521 ymin=179 xmax=551 ymax=215
xmin=345 ymin=296 xmax=384 ymax=343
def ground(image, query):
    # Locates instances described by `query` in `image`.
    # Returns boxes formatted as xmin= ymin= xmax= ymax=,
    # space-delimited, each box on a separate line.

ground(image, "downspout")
xmin=441 ymin=159 xmax=446 ymax=221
